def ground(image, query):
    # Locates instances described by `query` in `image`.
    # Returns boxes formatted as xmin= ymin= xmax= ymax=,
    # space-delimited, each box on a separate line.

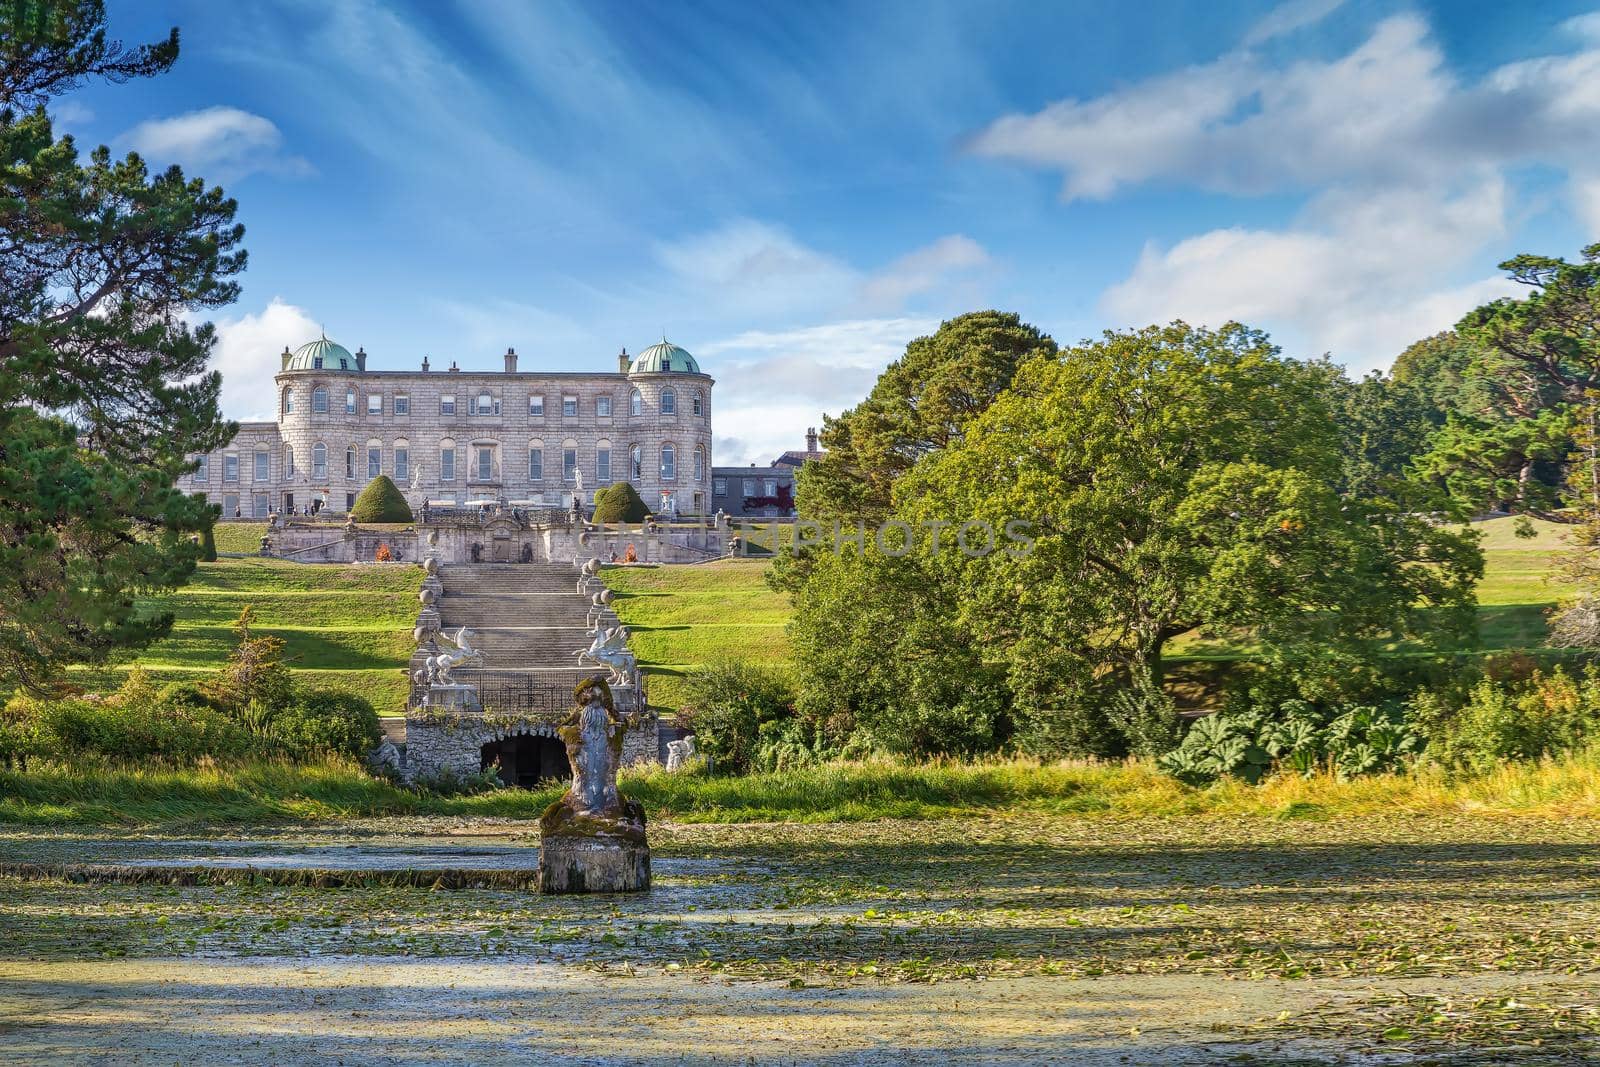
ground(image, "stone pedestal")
xmin=422 ymin=683 xmax=480 ymax=712
xmin=538 ymin=799 xmax=650 ymax=893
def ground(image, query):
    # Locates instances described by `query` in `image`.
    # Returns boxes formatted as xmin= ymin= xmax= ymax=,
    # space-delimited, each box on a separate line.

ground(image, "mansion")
xmin=185 ymin=336 xmax=715 ymax=518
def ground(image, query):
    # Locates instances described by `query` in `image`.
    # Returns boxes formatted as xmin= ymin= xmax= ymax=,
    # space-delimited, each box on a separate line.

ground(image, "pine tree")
xmin=1 ymin=3 xmax=245 ymax=693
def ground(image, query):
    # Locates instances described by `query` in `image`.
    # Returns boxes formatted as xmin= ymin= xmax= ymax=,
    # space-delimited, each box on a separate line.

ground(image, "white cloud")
xmin=118 ymin=106 xmax=311 ymax=182
xmin=1574 ymin=175 xmax=1600 ymax=239
xmin=859 ymin=235 xmax=993 ymax=312
xmin=1565 ymin=12 xmax=1600 ymax=44
xmin=1242 ymin=0 xmax=1346 ymax=47
xmin=654 ymin=219 xmax=859 ymax=318
xmin=968 ymin=14 xmax=1600 ymax=204
xmin=701 ymin=317 xmax=936 ymax=465
xmin=1101 ymin=180 xmax=1521 ymax=369
xmin=208 ymin=298 xmax=320 ymax=422
xmin=49 ymin=100 xmax=93 ymax=125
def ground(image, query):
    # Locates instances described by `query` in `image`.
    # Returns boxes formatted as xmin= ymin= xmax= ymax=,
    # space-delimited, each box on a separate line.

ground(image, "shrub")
xmin=1418 ymin=668 xmax=1600 ymax=772
xmin=680 ymin=658 xmax=798 ymax=774
xmin=6 ymin=686 xmax=254 ymax=765
xmin=269 ymin=690 xmax=381 ymax=760
xmin=205 ymin=606 xmax=295 ymax=712
xmin=593 ymin=482 xmax=651 ymax=524
xmin=1159 ymin=699 xmax=1420 ymax=785
xmin=351 ymin=475 xmax=413 ymax=522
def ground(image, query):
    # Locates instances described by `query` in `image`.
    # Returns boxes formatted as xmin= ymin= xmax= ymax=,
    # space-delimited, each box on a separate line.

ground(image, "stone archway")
xmin=481 ymin=732 xmax=567 ymax=788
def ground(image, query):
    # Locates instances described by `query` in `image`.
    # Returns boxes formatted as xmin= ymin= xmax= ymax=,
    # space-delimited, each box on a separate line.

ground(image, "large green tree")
xmin=795 ymin=310 xmax=1057 ymax=525
xmin=896 ymin=322 xmax=1482 ymax=753
xmin=1 ymin=2 xmax=245 ymax=692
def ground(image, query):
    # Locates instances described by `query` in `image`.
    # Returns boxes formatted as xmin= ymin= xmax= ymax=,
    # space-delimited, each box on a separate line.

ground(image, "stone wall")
xmin=400 ymin=710 xmax=660 ymax=785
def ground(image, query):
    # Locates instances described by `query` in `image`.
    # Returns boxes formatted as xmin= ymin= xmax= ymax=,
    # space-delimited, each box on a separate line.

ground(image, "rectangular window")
xmin=764 ymin=478 xmax=777 ymax=497
xmin=394 ymin=448 xmax=408 ymax=481
xmin=224 ymin=454 xmax=239 ymax=483
xmin=194 ymin=455 xmax=209 ymax=483
xmin=252 ymin=493 xmax=269 ymax=518
xmin=476 ymin=447 xmax=493 ymax=482
xmin=743 ymin=478 xmax=757 ymax=498
xmin=528 ymin=447 xmax=543 ymax=481
xmin=223 ymin=493 xmax=239 ymax=517
xmin=344 ymin=390 xmax=356 ymax=415
xmin=441 ymin=395 xmax=456 ymax=416
xmin=367 ymin=447 xmax=381 ymax=478
xmin=693 ymin=394 xmax=703 ymax=416
xmin=253 ymin=452 xmax=268 ymax=482
xmin=562 ymin=396 xmax=578 ymax=417
xmin=694 ymin=450 xmax=705 ymax=482
xmin=312 ymin=451 xmax=327 ymax=480
xmin=345 ymin=449 xmax=355 ymax=479
xmin=714 ymin=477 xmax=727 ymax=495
xmin=529 ymin=395 xmax=544 ymax=417
xmin=440 ymin=448 xmax=455 ymax=481
xmin=596 ymin=396 xmax=611 ymax=417
xmin=312 ymin=390 xmax=328 ymax=414
xmin=662 ymin=450 xmax=676 ymax=481
xmin=368 ymin=394 xmax=382 ymax=415
xmin=563 ymin=448 xmax=577 ymax=483
xmin=394 ymin=395 xmax=410 ymax=415
xmin=345 ymin=492 xmax=356 ymax=510
xmin=597 ymin=447 xmax=611 ymax=484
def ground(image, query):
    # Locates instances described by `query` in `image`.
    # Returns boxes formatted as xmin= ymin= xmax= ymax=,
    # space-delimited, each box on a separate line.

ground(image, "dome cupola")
xmin=629 ymin=338 xmax=699 ymax=374
xmin=282 ymin=334 xmax=361 ymax=372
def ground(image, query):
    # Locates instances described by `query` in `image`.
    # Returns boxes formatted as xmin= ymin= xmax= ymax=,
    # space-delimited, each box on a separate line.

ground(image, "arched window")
xmin=660 ymin=387 xmax=676 ymax=415
xmin=693 ymin=446 xmax=705 ymax=483
xmin=629 ymin=443 xmax=642 ymax=481
xmin=285 ymin=446 xmax=296 ymax=477
xmin=311 ymin=442 xmax=327 ymax=480
xmin=692 ymin=392 xmax=703 ymax=417
xmin=282 ymin=387 xmax=295 ymax=414
xmin=440 ymin=438 xmax=457 ymax=482
xmin=345 ymin=445 xmax=357 ymax=479
xmin=312 ymin=386 xmax=329 ymax=414
xmin=660 ymin=443 xmax=676 ymax=481
xmin=528 ymin=438 xmax=544 ymax=482
xmin=629 ymin=388 xmax=642 ymax=417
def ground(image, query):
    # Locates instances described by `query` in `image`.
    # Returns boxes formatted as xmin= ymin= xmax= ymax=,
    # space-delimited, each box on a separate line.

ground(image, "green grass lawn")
xmin=602 ymin=560 xmax=791 ymax=709
xmin=73 ymin=558 xmax=421 ymax=715
xmin=212 ymin=522 xmax=267 ymax=555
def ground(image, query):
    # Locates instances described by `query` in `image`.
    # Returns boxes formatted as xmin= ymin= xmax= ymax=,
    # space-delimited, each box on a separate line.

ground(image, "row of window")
xmin=282 ymin=386 xmax=705 ymax=419
xmin=713 ymin=476 xmax=786 ymax=497
xmin=194 ymin=441 xmax=706 ymax=485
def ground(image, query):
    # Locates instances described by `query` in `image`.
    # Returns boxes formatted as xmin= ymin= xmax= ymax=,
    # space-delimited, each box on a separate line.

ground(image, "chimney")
xmin=504 ymin=346 xmax=518 ymax=374
xmin=421 ymin=355 xmax=430 ymax=373
xmin=355 ymin=346 xmax=367 ymax=372
xmin=449 ymin=360 xmax=459 ymax=372
xmin=806 ymin=427 xmax=818 ymax=454
xmin=617 ymin=347 xmax=630 ymax=374
xmin=280 ymin=345 xmax=292 ymax=371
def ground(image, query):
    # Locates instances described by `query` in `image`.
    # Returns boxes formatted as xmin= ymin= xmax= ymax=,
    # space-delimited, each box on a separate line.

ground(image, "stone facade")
xmin=185 ymin=339 xmax=715 ymax=519
xmin=400 ymin=711 xmax=659 ymax=786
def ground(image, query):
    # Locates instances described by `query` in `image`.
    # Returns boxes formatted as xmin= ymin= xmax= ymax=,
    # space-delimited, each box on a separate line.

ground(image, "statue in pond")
xmin=539 ymin=676 xmax=650 ymax=893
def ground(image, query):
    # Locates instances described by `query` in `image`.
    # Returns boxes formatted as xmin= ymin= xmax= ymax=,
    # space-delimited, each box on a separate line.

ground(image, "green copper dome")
xmin=284 ymin=335 xmax=360 ymax=372
xmin=630 ymin=339 xmax=699 ymax=374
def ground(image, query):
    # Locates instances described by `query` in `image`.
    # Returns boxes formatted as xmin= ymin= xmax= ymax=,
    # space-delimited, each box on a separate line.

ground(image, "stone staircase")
xmin=433 ymin=562 xmax=619 ymax=692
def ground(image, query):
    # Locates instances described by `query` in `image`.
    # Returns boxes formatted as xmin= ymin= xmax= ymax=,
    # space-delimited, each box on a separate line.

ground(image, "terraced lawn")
xmin=71 ymin=558 xmax=421 ymax=715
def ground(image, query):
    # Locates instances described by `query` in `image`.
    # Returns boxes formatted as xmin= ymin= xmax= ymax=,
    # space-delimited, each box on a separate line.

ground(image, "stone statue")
xmin=419 ymin=626 xmax=484 ymax=687
xmin=574 ymin=624 xmax=635 ymax=686
xmin=539 ymin=676 xmax=649 ymax=893
xmin=665 ymin=735 xmax=697 ymax=772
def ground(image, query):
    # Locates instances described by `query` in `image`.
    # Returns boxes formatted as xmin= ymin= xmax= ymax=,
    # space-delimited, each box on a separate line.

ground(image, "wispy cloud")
xmin=118 ymin=106 xmax=311 ymax=182
xmin=859 ymin=235 xmax=992 ymax=313
xmin=1241 ymin=0 xmax=1345 ymax=47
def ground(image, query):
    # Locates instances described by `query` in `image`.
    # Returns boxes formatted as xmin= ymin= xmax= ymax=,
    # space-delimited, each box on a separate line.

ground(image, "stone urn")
xmin=539 ymin=677 xmax=650 ymax=893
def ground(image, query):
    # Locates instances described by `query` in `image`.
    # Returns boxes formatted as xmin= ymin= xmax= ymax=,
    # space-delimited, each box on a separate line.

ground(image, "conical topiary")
xmin=350 ymin=475 xmax=413 ymax=522
xmin=592 ymin=481 xmax=652 ymax=524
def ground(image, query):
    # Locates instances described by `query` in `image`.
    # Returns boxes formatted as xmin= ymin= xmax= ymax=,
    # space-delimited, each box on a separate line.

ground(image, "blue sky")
xmin=54 ymin=0 xmax=1600 ymax=463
